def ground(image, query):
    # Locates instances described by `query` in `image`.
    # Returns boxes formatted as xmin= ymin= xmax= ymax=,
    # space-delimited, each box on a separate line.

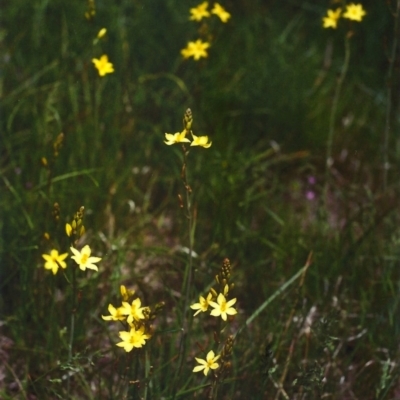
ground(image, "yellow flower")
xmin=189 ymin=1 xmax=210 ymax=21
xmin=193 ymin=350 xmax=220 ymax=376
xmin=42 ymin=249 xmax=68 ymax=275
xmin=164 ymin=130 xmax=191 ymax=145
xmin=190 ymin=133 xmax=212 ymax=148
xmin=322 ymin=8 xmax=342 ymax=29
xmin=121 ymin=298 xmax=145 ymax=324
xmin=343 ymin=3 xmax=366 ymax=21
xmin=181 ymin=40 xmax=210 ymax=60
xmin=211 ymin=3 xmax=231 ymax=23
xmin=190 ymin=293 xmax=213 ymax=316
xmin=116 ymin=326 xmax=151 ymax=352
xmin=70 ymin=245 xmax=101 ymax=271
xmin=65 ymin=223 xmax=72 ymax=237
xmin=102 ymin=304 xmax=126 ymax=321
xmin=209 ymin=293 xmax=237 ymax=321
xmin=92 ymin=55 xmax=115 ymax=77
xmin=120 ymin=285 xmax=135 ymax=301
xmin=97 ymin=28 xmax=107 ymax=39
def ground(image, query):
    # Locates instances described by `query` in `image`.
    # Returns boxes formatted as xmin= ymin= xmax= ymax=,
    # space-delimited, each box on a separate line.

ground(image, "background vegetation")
xmin=1 ymin=0 xmax=400 ymax=398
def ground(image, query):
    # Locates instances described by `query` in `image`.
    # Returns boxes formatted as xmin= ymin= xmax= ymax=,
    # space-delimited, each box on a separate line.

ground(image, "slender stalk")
xmin=383 ymin=0 xmax=400 ymax=191
xmin=181 ymin=146 xmax=194 ymax=331
xmin=67 ymin=264 xmax=77 ymax=396
xmin=174 ymin=144 xmax=194 ymax=394
xmin=324 ymin=33 xmax=351 ymax=207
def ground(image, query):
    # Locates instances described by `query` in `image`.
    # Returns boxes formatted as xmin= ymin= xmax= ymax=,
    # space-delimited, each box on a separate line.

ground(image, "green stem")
xmin=182 ymin=147 xmax=194 ymax=330
xmin=383 ymin=0 xmax=400 ymax=191
xmin=144 ymin=348 xmax=150 ymax=400
xmin=67 ymin=264 xmax=76 ymax=396
xmin=324 ymin=33 xmax=351 ymax=206
xmin=174 ymin=145 xmax=194 ymax=392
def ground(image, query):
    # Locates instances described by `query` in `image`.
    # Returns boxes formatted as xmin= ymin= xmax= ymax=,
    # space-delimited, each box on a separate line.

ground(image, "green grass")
xmin=1 ymin=0 xmax=400 ymax=398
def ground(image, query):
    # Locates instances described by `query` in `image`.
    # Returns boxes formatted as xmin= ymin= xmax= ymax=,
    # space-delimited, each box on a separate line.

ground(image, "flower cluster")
xmin=42 ymin=206 xmax=102 ymax=275
xmin=181 ymin=2 xmax=231 ymax=60
xmin=191 ymin=259 xmax=237 ymax=378
xmin=164 ymin=108 xmax=212 ymax=148
xmin=322 ymin=3 xmax=366 ymax=29
xmin=102 ymin=285 xmax=164 ymax=352
xmin=189 ymin=2 xmax=231 ymax=23
xmin=42 ymin=242 xmax=101 ymax=275
xmin=190 ymin=258 xmax=237 ymax=321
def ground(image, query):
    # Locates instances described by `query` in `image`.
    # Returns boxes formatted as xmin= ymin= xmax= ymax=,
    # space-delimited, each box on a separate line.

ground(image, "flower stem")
xmin=324 ymin=33 xmax=351 ymax=209
xmin=67 ymin=264 xmax=76 ymax=396
xmin=175 ymin=145 xmax=195 ymax=385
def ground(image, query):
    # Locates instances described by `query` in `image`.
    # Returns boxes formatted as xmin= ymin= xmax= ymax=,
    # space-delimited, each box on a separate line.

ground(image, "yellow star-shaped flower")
xmin=322 ymin=8 xmax=342 ymax=29
xmin=209 ymin=293 xmax=237 ymax=321
xmin=116 ymin=326 xmax=151 ymax=352
xmin=102 ymin=304 xmax=126 ymax=321
xmin=121 ymin=298 xmax=145 ymax=324
xmin=70 ymin=245 xmax=102 ymax=271
xmin=190 ymin=133 xmax=212 ymax=148
xmin=193 ymin=350 xmax=220 ymax=376
xmin=42 ymin=249 xmax=68 ymax=275
xmin=164 ymin=130 xmax=191 ymax=145
xmin=92 ymin=54 xmax=115 ymax=77
xmin=343 ymin=3 xmax=366 ymax=22
xmin=181 ymin=40 xmax=210 ymax=61
xmin=190 ymin=293 xmax=213 ymax=316
xmin=189 ymin=1 xmax=210 ymax=21
xmin=211 ymin=3 xmax=231 ymax=23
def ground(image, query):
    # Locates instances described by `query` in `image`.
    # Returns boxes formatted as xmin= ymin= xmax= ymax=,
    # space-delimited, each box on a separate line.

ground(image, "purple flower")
xmin=307 ymin=176 xmax=316 ymax=185
xmin=306 ymin=191 xmax=315 ymax=201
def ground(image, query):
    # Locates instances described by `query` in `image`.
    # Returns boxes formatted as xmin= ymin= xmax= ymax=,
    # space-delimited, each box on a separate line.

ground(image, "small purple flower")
xmin=14 ymin=167 xmax=22 ymax=175
xmin=307 ymin=176 xmax=316 ymax=185
xmin=306 ymin=191 xmax=315 ymax=201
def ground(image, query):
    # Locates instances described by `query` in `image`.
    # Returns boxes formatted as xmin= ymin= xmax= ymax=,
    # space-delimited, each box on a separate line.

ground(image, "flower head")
xmin=42 ymin=249 xmax=68 ymax=275
xmin=211 ymin=3 xmax=231 ymax=23
xmin=343 ymin=3 xmax=366 ymax=21
xmin=193 ymin=350 xmax=220 ymax=376
xmin=164 ymin=130 xmax=191 ymax=145
xmin=92 ymin=55 xmax=115 ymax=77
xmin=65 ymin=223 xmax=72 ymax=237
xmin=121 ymin=298 xmax=145 ymax=324
xmin=70 ymin=245 xmax=101 ymax=271
xmin=322 ymin=8 xmax=342 ymax=29
xmin=97 ymin=28 xmax=107 ymax=39
xmin=116 ymin=326 xmax=151 ymax=352
xmin=190 ymin=133 xmax=212 ymax=148
xmin=190 ymin=293 xmax=213 ymax=316
xmin=181 ymin=39 xmax=210 ymax=60
xmin=209 ymin=293 xmax=237 ymax=321
xmin=189 ymin=2 xmax=210 ymax=21
xmin=120 ymin=285 xmax=135 ymax=301
xmin=102 ymin=304 xmax=126 ymax=321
